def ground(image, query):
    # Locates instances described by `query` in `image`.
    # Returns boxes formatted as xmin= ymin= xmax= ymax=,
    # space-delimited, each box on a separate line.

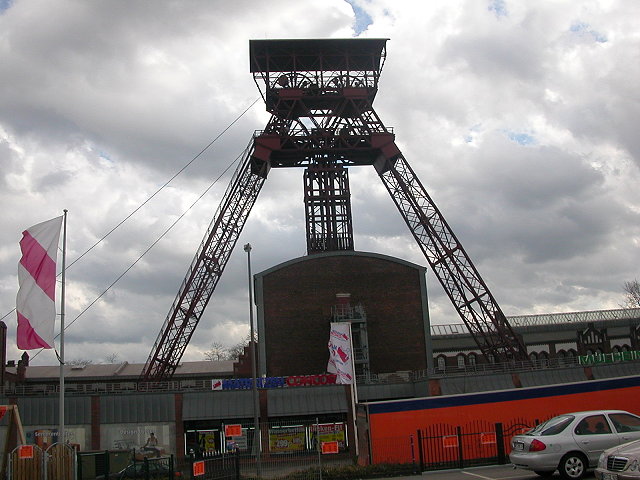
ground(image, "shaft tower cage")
xmin=140 ymin=39 xmax=527 ymax=382
xmin=304 ymin=164 xmax=354 ymax=254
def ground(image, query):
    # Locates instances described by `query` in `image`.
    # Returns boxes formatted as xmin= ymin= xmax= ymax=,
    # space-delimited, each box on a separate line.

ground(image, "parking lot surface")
xmin=382 ymin=465 xmax=596 ymax=480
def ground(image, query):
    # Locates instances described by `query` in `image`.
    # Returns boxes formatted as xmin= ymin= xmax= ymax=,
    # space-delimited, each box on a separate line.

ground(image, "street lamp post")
xmin=244 ymin=243 xmax=261 ymax=478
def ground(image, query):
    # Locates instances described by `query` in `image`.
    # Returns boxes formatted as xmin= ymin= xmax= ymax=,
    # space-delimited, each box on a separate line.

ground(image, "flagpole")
xmin=59 ymin=209 xmax=67 ymax=446
xmin=346 ymin=323 xmax=359 ymax=457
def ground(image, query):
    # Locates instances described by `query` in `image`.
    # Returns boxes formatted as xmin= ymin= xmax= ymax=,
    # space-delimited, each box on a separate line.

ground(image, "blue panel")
xmin=367 ymin=375 xmax=640 ymax=414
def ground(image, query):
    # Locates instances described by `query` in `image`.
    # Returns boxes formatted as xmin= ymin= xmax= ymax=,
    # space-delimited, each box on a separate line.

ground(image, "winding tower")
xmin=140 ymin=39 xmax=527 ymax=382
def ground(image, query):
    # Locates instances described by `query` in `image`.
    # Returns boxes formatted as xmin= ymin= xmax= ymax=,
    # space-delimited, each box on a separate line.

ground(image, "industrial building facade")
xmin=255 ymin=251 xmax=431 ymax=378
xmin=2 ymin=250 xmax=640 ymax=461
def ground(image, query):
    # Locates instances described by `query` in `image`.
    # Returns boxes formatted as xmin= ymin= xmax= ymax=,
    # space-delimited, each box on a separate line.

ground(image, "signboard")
xmin=198 ymin=431 xmax=218 ymax=452
xmin=310 ymin=423 xmax=346 ymax=449
xmin=480 ymin=432 xmax=496 ymax=445
xmin=321 ymin=441 xmax=339 ymax=454
xmin=18 ymin=445 xmax=34 ymax=459
xmin=193 ymin=460 xmax=205 ymax=476
xmin=225 ymin=424 xmax=242 ymax=437
xmin=269 ymin=427 xmax=305 ymax=453
xmin=443 ymin=436 xmax=458 ymax=448
xmin=217 ymin=374 xmax=337 ymax=390
xmin=579 ymin=350 xmax=640 ymax=365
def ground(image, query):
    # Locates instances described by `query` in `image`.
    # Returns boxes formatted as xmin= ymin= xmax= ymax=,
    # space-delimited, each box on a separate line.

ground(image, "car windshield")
xmin=528 ymin=415 xmax=575 ymax=436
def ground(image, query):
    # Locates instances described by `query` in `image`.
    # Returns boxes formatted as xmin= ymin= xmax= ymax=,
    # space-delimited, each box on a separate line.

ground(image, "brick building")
xmin=255 ymin=251 xmax=431 ymax=378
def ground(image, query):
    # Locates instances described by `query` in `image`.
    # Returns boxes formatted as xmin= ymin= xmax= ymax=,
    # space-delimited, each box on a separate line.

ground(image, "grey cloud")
xmin=2 ymin=1 xmax=639 ymax=366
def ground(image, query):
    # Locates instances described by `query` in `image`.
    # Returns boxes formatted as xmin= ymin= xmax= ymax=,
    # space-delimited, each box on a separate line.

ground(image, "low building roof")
xmin=6 ymin=360 xmax=235 ymax=382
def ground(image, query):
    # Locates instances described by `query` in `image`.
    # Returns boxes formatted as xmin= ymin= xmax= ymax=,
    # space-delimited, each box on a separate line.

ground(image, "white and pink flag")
xmin=327 ymin=322 xmax=354 ymax=384
xmin=16 ymin=216 xmax=63 ymax=350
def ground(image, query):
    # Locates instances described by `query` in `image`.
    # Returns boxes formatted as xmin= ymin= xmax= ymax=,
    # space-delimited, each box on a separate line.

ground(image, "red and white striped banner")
xmin=16 ymin=216 xmax=63 ymax=350
xmin=327 ymin=322 xmax=354 ymax=384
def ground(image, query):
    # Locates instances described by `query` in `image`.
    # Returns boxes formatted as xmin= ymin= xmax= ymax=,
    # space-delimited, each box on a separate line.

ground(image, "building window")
xmin=457 ymin=354 xmax=465 ymax=369
xmin=468 ymin=353 xmax=477 ymax=366
xmin=437 ymin=355 xmax=446 ymax=371
xmin=539 ymin=351 xmax=549 ymax=367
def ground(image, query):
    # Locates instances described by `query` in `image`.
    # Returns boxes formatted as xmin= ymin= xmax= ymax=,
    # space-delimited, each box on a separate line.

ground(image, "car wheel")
xmin=534 ymin=471 xmax=555 ymax=477
xmin=559 ymin=452 xmax=587 ymax=480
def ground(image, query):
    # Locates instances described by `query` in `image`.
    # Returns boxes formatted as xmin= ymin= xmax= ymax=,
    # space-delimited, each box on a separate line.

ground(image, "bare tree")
xmin=228 ymin=333 xmax=255 ymax=360
xmin=226 ymin=342 xmax=247 ymax=361
xmin=204 ymin=342 xmax=228 ymax=361
xmin=105 ymin=353 xmax=120 ymax=364
xmin=623 ymin=279 xmax=640 ymax=308
xmin=204 ymin=334 xmax=256 ymax=361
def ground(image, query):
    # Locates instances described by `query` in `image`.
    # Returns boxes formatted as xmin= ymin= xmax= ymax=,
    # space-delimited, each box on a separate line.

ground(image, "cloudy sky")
xmin=1 ymin=0 xmax=639 ymax=367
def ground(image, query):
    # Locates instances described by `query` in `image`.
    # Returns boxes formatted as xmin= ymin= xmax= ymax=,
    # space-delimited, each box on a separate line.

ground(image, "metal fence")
xmin=7 ymin=442 xmax=75 ymax=480
xmin=186 ymin=451 xmax=239 ymax=480
xmin=430 ymin=307 xmax=640 ymax=335
xmin=76 ymin=450 xmax=176 ymax=479
xmin=179 ymin=419 xmax=353 ymax=480
xmin=369 ymin=418 xmax=541 ymax=473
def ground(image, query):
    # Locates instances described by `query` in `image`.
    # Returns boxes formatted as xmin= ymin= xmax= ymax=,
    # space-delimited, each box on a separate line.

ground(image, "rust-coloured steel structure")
xmin=140 ymin=39 xmax=527 ymax=382
xmin=304 ymin=164 xmax=354 ymax=254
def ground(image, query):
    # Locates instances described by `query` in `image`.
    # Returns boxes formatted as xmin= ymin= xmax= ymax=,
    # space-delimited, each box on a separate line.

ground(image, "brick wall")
xmin=259 ymin=253 xmax=427 ymax=376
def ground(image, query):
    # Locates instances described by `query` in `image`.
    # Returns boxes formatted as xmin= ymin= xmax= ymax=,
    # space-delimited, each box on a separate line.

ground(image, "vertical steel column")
xmin=304 ymin=164 xmax=354 ymax=254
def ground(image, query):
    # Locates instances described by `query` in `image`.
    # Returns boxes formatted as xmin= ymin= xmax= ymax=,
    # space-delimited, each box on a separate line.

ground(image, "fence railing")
xmin=4 ymin=356 xmax=639 ymax=398
xmin=370 ymin=418 xmax=541 ymax=472
xmin=185 ymin=451 xmax=239 ymax=480
xmin=430 ymin=307 xmax=640 ymax=335
xmin=8 ymin=442 xmax=75 ymax=480
xmin=76 ymin=450 xmax=176 ymax=480
xmin=181 ymin=418 xmax=353 ymax=480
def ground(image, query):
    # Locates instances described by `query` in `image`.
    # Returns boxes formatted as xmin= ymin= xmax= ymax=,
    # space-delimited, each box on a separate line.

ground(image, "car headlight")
xmin=598 ymin=453 xmax=607 ymax=468
xmin=628 ymin=459 xmax=639 ymax=472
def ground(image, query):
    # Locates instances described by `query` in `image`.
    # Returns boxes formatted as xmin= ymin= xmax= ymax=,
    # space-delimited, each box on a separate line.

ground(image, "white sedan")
xmin=509 ymin=410 xmax=640 ymax=480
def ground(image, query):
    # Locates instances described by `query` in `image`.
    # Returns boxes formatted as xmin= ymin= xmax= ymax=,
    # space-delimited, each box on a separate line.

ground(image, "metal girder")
xmin=142 ymin=38 xmax=528 ymax=381
xmin=375 ymin=153 xmax=528 ymax=362
xmin=304 ymin=164 xmax=354 ymax=254
xmin=140 ymin=139 xmax=269 ymax=381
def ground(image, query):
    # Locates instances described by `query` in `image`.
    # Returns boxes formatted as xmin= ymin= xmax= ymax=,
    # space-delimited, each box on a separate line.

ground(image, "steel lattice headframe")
xmin=140 ymin=39 xmax=527 ymax=382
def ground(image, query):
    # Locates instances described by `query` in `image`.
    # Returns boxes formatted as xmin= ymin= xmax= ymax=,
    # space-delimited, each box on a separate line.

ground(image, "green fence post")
xmin=235 ymin=449 xmax=241 ymax=480
xmin=495 ymin=423 xmax=505 ymax=464
xmin=456 ymin=426 xmax=464 ymax=469
xmin=417 ymin=429 xmax=424 ymax=472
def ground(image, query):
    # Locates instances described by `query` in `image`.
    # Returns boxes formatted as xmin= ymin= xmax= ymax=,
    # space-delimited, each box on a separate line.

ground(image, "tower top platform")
xmin=249 ymin=38 xmax=388 ymax=74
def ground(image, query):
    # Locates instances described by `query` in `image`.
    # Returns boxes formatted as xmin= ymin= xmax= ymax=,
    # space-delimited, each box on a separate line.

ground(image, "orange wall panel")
xmin=366 ymin=376 xmax=640 ymax=464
